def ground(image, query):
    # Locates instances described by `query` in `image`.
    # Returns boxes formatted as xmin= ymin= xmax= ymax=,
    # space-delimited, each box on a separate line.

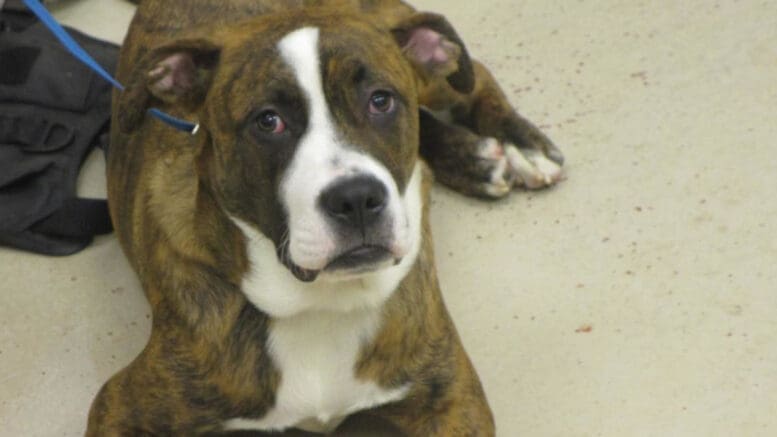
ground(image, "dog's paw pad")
xmin=505 ymin=145 xmax=563 ymax=189
xmin=478 ymin=138 xmax=512 ymax=197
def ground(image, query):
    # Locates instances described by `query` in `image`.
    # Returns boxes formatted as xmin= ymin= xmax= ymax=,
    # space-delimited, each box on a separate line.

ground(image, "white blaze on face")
xmin=277 ymin=27 xmax=410 ymax=272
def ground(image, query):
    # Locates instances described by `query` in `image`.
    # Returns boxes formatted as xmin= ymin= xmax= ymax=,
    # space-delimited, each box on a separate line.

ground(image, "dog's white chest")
xmin=222 ymin=309 xmax=408 ymax=433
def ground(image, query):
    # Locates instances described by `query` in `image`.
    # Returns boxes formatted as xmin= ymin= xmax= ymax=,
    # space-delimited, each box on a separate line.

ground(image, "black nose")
xmin=320 ymin=176 xmax=388 ymax=230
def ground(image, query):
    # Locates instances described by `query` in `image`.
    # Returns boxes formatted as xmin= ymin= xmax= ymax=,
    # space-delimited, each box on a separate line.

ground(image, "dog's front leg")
xmin=419 ymin=109 xmax=515 ymax=199
xmin=87 ymin=367 xmax=165 ymax=436
xmin=452 ymin=61 xmax=565 ymax=190
xmin=372 ymin=345 xmax=495 ymax=437
xmin=86 ymin=352 xmax=221 ymax=436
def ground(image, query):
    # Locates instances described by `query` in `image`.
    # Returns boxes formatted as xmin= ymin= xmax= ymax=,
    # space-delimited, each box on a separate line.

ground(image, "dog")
xmin=87 ymin=0 xmax=563 ymax=435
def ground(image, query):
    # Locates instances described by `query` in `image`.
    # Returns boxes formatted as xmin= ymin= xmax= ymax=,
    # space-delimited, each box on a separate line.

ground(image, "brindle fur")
xmin=88 ymin=0 xmax=561 ymax=435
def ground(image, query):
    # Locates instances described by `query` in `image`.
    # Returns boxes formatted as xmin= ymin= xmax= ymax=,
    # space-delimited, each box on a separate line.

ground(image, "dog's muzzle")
xmin=281 ymin=175 xmax=403 ymax=282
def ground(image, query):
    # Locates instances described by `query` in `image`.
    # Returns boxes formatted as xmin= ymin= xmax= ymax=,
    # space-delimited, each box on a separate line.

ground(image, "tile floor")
xmin=1 ymin=0 xmax=776 ymax=436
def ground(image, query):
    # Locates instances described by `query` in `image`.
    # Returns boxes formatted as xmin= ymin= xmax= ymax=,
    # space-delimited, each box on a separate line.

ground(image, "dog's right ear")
xmin=117 ymin=39 xmax=221 ymax=132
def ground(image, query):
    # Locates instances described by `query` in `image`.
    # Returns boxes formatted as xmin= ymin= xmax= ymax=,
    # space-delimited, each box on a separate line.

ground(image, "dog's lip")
xmin=324 ymin=245 xmax=395 ymax=273
xmin=283 ymin=245 xmax=401 ymax=282
xmin=288 ymin=264 xmax=320 ymax=283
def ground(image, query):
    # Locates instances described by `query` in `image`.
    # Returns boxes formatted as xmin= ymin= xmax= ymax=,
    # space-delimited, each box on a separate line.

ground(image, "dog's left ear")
xmin=391 ymin=12 xmax=475 ymax=94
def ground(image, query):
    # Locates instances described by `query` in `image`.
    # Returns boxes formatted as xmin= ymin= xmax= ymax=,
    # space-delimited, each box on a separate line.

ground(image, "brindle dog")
xmin=88 ymin=1 xmax=563 ymax=435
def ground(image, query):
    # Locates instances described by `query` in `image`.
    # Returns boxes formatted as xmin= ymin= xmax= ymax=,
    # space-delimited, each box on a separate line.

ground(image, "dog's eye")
xmin=368 ymin=91 xmax=395 ymax=114
xmin=256 ymin=110 xmax=286 ymax=134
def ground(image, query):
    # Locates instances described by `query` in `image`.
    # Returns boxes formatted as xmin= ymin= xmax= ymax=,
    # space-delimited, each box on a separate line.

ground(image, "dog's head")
xmin=118 ymin=9 xmax=472 ymax=309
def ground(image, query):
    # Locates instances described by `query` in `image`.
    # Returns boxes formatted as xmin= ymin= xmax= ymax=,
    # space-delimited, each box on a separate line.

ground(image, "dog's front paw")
xmin=475 ymin=137 xmax=514 ymax=198
xmin=504 ymin=144 xmax=563 ymax=189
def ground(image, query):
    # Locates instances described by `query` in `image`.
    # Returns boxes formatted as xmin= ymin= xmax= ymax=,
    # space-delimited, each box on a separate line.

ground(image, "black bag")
xmin=0 ymin=3 xmax=115 ymax=255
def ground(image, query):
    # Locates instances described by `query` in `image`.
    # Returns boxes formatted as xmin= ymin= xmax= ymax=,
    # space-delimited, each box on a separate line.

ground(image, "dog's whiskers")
xmin=278 ymin=228 xmax=291 ymax=263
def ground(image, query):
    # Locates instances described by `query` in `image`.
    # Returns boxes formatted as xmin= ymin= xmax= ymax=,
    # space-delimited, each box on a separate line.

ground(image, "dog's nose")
xmin=320 ymin=176 xmax=388 ymax=230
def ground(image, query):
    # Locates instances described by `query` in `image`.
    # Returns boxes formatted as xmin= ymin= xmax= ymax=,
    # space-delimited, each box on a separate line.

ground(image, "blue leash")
xmin=21 ymin=0 xmax=200 ymax=135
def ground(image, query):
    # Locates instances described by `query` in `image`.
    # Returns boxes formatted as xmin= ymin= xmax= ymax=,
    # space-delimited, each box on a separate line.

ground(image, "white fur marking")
xmin=524 ymin=148 xmax=563 ymax=184
xmin=277 ymin=27 xmax=413 ymax=272
xmin=222 ymin=309 xmax=409 ymax=433
xmin=505 ymin=144 xmax=562 ymax=188
xmin=477 ymin=138 xmax=510 ymax=197
xmin=477 ymin=137 xmax=503 ymax=160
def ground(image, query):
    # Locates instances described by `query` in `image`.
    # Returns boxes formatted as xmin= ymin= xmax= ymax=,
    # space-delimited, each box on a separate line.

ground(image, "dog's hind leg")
xmin=450 ymin=61 xmax=565 ymax=190
xmin=419 ymin=109 xmax=514 ymax=199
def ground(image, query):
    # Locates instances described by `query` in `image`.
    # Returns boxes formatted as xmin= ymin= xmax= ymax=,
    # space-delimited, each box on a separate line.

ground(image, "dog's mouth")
xmin=286 ymin=263 xmax=320 ymax=283
xmin=324 ymin=245 xmax=395 ymax=274
xmin=282 ymin=245 xmax=399 ymax=283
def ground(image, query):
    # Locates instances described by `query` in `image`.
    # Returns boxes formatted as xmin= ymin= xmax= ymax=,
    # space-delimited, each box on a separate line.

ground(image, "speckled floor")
xmin=2 ymin=0 xmax=776 ymax=436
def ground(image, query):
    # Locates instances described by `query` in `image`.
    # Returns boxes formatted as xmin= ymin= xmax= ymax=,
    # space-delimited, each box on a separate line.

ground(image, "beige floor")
xmin=2 ymin=0 xmax=776 ymax=436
